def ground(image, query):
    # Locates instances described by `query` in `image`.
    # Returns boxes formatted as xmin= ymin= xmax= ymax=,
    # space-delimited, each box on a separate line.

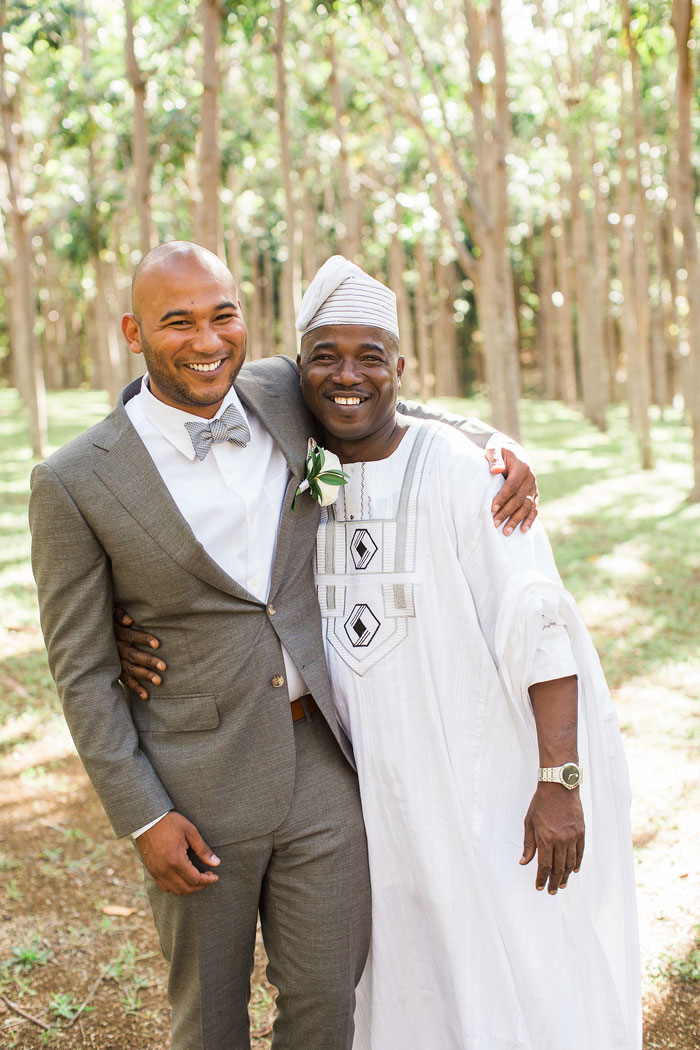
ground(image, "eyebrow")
xmin=309 ymin=340 xmax=387 ymax=352
xmin=158 ymin=301 xmax=237 ymax=323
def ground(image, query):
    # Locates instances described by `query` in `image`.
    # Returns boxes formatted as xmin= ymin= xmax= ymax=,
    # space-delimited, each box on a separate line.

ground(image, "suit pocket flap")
xmin=132 ymin=693 xmax=219 ymax=733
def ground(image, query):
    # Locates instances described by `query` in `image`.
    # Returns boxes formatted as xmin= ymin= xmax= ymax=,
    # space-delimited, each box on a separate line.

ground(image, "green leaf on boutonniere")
xmin=292 ymin=438 xmax=350 ymax=510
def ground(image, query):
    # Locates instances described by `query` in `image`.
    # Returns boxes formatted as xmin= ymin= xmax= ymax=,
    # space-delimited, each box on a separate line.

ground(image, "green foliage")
xmin=5 ymin=936 xmax=52 ymax=972
xmin=6 ymin=879 xmax=23 ymax=901
xmin=4 ymin=1 xmax=78 ymax=49
xmin=652 ymin=925 xmax=700 ymax=983
xmin=49 ymin=991 xmax=81 ymax=1020
xmin=107 ymin=941 xmax=137 ymax=980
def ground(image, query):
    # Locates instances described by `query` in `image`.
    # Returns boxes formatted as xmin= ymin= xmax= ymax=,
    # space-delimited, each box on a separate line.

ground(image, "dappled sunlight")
xmin=0 ymin=714 xmax=73 ymax=773
xmin=541 ymin=461 xmax=694 ymax=529
xmin=595 ymin=539 xmax=650 ymax=582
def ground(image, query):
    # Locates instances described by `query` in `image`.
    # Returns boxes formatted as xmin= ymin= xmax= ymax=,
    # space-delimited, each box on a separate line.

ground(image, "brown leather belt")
xmin=290 ymin=693 xmax=319 ymax=723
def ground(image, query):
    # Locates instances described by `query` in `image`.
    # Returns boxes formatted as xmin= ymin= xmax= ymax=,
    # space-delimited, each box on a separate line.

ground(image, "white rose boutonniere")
xmin=292 ymin=438 xmax=349 ymax=510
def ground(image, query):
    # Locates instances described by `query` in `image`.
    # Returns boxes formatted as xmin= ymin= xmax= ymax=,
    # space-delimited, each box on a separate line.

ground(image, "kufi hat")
xmin=295 ymin=255 xmax=399 ymax=339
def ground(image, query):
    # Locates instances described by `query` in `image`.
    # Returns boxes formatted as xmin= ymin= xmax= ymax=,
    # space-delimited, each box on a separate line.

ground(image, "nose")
xmin=190 ymin=324 xmax=222 ymax=354
xmin=334 ymin=355 xmax=362 ymax=385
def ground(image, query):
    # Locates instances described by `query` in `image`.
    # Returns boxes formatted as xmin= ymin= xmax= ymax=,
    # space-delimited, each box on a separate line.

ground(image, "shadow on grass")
xmin=644 ymin=940 xmax=700 ymax=1050
xmin=0 ymin=647 xmax=59 ymax=720
xmin=546 ymin=489 xmax=700 ymax=686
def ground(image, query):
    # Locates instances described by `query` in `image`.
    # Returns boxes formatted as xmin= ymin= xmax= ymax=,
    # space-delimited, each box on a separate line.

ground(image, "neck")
xmin=322 ymin=414 xmax=408 ymax=463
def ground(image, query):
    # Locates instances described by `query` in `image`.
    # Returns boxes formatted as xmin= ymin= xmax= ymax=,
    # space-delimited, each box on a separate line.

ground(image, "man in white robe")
xmin=292 ymin=256 xmax=641 ymax=1050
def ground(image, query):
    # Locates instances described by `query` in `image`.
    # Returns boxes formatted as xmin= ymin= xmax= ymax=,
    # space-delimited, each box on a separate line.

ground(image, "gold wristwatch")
xmin=538 ymin=763 xmax=583 ymax=790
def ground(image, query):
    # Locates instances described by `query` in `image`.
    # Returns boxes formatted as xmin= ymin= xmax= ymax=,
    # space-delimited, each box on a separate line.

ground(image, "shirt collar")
xmin=138 ymin=375 xmax=250 ymax=461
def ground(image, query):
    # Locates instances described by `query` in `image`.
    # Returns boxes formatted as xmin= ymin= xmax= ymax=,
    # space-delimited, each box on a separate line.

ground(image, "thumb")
xmin=484 ymin=447 xmax=505 ymax=475
xmin=520 ymin=818 xmax=536 ymax=866
xmin=185 ymin=824 xmax=221 ymax=868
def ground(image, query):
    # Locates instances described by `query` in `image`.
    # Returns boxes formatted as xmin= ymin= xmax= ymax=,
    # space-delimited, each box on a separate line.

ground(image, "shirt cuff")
xmin=132 ymin=811 xmax=170 ymax=839
xmin=528 ymin=621 xmax=578 ymax=687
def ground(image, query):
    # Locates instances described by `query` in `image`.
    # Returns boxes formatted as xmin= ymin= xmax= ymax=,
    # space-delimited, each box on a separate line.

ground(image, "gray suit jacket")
xmin=29 ymin=356 xmax=495 ymax=847
xmin=29 ymin=356 xmax=337 ymax=845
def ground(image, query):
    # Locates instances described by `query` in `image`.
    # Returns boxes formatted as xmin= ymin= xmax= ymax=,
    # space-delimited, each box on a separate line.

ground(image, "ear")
xmin=296 ymin=352 xmax=302 ymax=372
xmin=396 ymin=355 xmax=405 ymax=387
xmin=121 ymin=314 xmax=143 ymax=356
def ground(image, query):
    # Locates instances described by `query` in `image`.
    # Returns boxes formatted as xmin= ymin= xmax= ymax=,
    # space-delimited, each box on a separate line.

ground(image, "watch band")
xmin=538 ymin=763 xmax=583 ymax=789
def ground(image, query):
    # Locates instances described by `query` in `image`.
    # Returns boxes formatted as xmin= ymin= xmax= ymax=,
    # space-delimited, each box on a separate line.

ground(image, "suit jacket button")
xmin=267 ymin=603 xmax=276 ymax=616
xmin=271 ymin=674 xmax=285 ymax=688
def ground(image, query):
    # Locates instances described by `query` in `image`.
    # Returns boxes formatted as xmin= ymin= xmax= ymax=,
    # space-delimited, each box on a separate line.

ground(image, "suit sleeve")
xmin=29 ymin=462 xmax=173 ymax=838
xmin=396 ymin=399 xmax=494 ymax=448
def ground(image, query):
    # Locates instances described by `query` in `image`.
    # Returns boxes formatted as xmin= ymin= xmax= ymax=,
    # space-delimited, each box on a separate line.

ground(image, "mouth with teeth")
xmin=330 ymin=395 xmax=368 ymax=406
xmin=186 ymin=359 xmax=224 ymax=373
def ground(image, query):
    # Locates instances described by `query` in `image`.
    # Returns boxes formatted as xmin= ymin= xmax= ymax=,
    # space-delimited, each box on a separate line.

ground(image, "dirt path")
xmin=1 ymin=671 xmax=699 ymax=1047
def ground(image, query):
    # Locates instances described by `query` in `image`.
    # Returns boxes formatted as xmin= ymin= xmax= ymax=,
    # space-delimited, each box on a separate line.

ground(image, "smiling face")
xmin=121 ymin=244 xmax=248 ymax=418
xmin=298 ymin=324 xmax=405 ymax=462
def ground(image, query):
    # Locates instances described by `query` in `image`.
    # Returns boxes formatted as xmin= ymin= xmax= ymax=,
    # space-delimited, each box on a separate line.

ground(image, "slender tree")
xmin=671 ymin=0 xmax=700 ymax=500
xmin=124 ymin=0 xmax=154 ymax=256
xmin=0 ymin=5 xmax=47 ymax=454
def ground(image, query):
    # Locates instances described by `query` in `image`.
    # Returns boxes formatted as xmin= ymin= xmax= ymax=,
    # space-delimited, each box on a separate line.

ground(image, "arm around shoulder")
xmin=397 ymin=399 xmax=494 ymax=448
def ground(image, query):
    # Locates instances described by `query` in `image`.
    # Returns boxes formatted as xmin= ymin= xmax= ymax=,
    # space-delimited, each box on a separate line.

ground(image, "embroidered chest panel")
xmin=314 ymin=427 xmax=435 ymax=676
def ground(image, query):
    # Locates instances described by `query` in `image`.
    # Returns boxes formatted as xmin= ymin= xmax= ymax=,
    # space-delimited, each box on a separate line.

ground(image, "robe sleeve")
xmin=445 ymin=450 xmax=576 ymax=687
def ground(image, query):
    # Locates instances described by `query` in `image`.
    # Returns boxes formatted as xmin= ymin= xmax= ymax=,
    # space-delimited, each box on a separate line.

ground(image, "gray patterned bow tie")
xmin=184 ymin=403 xmax=251 ymax=461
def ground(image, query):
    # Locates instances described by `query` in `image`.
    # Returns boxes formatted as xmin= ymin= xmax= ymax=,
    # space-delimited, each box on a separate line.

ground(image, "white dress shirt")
xmin=125 ymin=377 xmax=308 ymax=836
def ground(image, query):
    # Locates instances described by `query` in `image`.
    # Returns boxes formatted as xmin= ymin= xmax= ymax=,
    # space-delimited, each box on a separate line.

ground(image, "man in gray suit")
xmin=29 ymin=242 xmax=535 ymax=1050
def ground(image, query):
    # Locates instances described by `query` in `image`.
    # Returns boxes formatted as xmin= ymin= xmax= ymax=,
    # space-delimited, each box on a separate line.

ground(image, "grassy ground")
xmin=1 ymin=387 xmax=699 ymax=1047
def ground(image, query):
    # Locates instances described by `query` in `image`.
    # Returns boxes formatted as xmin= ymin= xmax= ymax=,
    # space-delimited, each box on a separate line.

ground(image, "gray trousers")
xmin=145 ymin=711 xmax=371 ymax=1050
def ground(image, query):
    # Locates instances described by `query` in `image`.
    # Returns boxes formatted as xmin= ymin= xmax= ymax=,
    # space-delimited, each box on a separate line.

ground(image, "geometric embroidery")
xmin=344 ymin=604 xmax=381 ymax=647
xmin=350 ymin=528 xmax=378 ymax=570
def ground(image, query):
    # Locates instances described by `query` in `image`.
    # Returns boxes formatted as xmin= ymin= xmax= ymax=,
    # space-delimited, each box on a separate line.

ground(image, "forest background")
xmin=1 ymin=0 xmax=700 ymax=495
xmin=1 ymin=0 xmax=700 ymax=1047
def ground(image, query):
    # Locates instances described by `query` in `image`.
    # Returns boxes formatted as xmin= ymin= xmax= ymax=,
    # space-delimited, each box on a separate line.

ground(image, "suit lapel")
xmin=234 ymin=366 xmax=315 ymax=479
xmin=92 ymin=398 xmax=259 ymax=603
xmin=235 ymin=366 xmax=322 ymax=599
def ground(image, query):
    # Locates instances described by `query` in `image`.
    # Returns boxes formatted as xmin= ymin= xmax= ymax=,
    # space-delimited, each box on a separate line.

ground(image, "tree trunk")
xmin=388 ymin=0 xmax=520 ymax=434
xmin=618 ymin=47 xmax=653 ymax=469
xmin=195 ymin=0 xmax=223 ymax=255
xmin=434 ymin=257 xmax=460 ymax=397
xmin=0 ymin=13 xmax=47 ymax=454
xmin=466 ymin=0 xmax=520 ymax=438
xmin=124 ymin=0 xmax=154 ymax=256
xmin=274 ymin=0 xmax=298 ymax=359
xmin=262 ymin=243 xmax=277 ymax=356
xmin=225 ymin=167 xmax=244 ymax=290
xmin=671 ymin=0 xmax=700 ymax=499
xmin=657 ymin=205 xmax=680 ymax=401
xmin=590 ymin=151 xmax=616 ymax=403
xmin=387 ymin=231 xmax=417 ymax=396
xmin=650 ymin=207 xmax=670 ymax=410
xmin=301 ymin=177 xmax=319 ymax=285
xmin=537 ymin=217 xmax=557 ymax=400
xmin=552 ymin=218 xmax=578 ymax=405
xmin=569 ymin=138 xmax=608 ymax=430
xmin=92 ymin=250 xmax=125 ymax=405
xmin=327 ymin=35 xmax=362 ymax=261
xmin=247 ymin=243 xmax=263 ymax=361
xmin=413 ymin=242 xmax=434 ymax=402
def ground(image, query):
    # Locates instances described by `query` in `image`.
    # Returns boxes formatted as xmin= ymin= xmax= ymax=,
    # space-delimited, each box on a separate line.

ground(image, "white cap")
xmin=295 ymin=255 xmax=399 ymax=339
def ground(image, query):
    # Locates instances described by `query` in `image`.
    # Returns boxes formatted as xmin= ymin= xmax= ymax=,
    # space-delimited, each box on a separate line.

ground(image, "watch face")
xmin=562 ymin=763 xmax=581 ymax=787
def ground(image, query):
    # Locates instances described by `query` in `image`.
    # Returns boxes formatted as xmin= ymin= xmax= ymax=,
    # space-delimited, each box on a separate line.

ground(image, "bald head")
xmin=121 ymin=240 xmax=248 ymax=418
xmin=131 ymin=241 xmax=235 ymax=321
